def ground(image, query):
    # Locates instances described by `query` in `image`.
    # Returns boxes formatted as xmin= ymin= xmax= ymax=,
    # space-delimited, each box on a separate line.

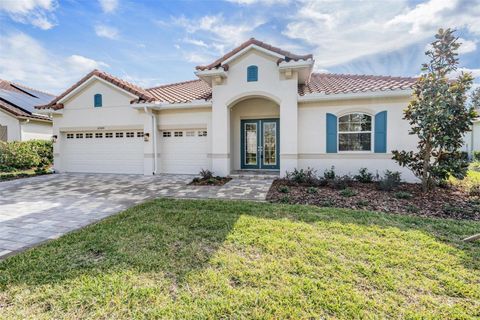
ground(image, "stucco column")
xmin=211 ymin=100 xmax=230 ymax=176
xmin=143 ymin=111 xmax=155 ymax=175
xmin=52 ymin=115 xmax=62 ymax=172
xmin=279 ymin=96 xmax=298 ymax=176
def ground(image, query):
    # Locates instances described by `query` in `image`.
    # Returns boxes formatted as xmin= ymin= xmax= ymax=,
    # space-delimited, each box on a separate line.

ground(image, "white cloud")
xmin=99 ymin=0 xmax=118 ymax=13
xmin=283 ymin=0 xmax=480 ymax=69
xmin=0 ymin=0 xmax=57 ymax=29
xmin=458 ymin=38 xmax=477 ymax=54
xmin=95 ymin=25 xmax=119 ymax=39
xmin=227 ymin=0 xmax=290 ymax=4
xmin=182 ymin=38 xmax=209 ymax=48
xmin=0 ymin=32 xmax=108 ymax=94
xmin=184 ymin=52 xmax=211 ymax=64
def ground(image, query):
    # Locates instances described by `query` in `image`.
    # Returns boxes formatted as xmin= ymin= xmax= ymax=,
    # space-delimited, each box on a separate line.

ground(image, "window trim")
xmin=337 ymin=112 xmax=374 ymax=153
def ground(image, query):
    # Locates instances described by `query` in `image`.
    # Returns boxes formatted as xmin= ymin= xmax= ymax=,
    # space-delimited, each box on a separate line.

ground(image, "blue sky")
xmin=0 ymin=0 xmax=479 ymax=94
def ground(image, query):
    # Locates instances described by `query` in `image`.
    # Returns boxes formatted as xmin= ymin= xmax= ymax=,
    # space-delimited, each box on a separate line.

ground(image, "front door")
xmin=241 ymin=119 xmax=279 ymax=170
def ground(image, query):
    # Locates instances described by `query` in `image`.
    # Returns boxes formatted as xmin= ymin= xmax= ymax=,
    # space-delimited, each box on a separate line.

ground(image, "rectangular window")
xmin=126 ymin=132 xmax=134 ymax=138
xmin=162 ymin=131 xmax=171 ymax=137
xmin=85 ymin=133 xmax=93 ymax=139
xmin=76 ymin=133 xmax=83 ymax=139
xmin=137 ymin=132 xmax=144 ymax=138
xmin=67 ymin=133 xmax=74 ymax=139
xmin=198 ymin=130 xmax=207 ymax=137
xmin=105 ymin=133 xmax=113 ymax=138
xmin=174 ymin=131 xmax=183 ymax=137
xmin=115 ymin=132 xmax=124 ymax=138
xmin=186 ymin=131 xmax=195 ymax=137
xmin=95 ymin=133 xmax=103 ymax=138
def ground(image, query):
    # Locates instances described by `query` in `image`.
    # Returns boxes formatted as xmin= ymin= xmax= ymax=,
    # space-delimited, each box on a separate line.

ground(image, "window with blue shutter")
xmin=247 ymin=65 xmax=258 ymax=82
xmin=326 ymin=113 xmax=338 ymax=153
xmin=374 ymin=111 xmax=387 ymax=153
xmin=94 ymin=94 xmax=102 ymax=107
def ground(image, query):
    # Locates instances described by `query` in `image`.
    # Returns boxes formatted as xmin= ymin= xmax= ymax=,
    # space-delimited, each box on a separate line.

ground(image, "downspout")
xmin=143 ymin=106 xmax=158 ymax=175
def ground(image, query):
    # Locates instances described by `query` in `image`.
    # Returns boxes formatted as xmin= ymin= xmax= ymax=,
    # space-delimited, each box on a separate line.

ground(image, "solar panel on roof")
xmin=10 ymin=84 xmax=54 ymax=104
xmin=0 ymin=89 xmax=42 ymax=114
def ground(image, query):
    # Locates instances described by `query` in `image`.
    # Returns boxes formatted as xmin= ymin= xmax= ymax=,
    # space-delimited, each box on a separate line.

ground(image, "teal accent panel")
xmin=326 ymin=113 xmax=337 ymax=153
xmin=247 ymin=65 xmax=258 ymax=82
xmin=94 ymin=94 xmax=102 ymax=107
xmin=374 ymin=111 xmax=387 ymax=153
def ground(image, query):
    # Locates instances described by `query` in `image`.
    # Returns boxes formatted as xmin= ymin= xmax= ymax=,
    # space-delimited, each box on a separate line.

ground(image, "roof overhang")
xmin=298 ymin=89 xmax=414 ymax=103
xmin=35 ymin=108 xmax=64 ymax=115
xmin=222 ymin=44 xmax=285 ymax=65
xmin=132 ymin=99 xmax=212 ymax=111
xmin=194 ymin=69 xmax=228 ymax=86
xmin=278 ymin=59 xmax=314 ymax=84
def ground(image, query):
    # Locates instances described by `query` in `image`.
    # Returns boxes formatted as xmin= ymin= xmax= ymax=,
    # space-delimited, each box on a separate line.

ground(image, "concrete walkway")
xmin=0 ymin=173 xmax=274 ymax=259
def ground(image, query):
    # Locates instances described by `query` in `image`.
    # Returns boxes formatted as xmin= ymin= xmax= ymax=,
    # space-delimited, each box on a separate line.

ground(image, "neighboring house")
xmin=0 ymin=79 xmax=54 ymax=142
xmin=463 ymin=118 xmax=480 ymax=157
xmin=37 ymin=38 xmax=423 ymax=181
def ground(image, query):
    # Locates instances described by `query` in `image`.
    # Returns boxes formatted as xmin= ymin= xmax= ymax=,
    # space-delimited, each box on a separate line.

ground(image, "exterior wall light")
xmin=144 ymin=132 xmax=150 ymax=142
xmin=52 ymin=135 xmax=58 ymax=143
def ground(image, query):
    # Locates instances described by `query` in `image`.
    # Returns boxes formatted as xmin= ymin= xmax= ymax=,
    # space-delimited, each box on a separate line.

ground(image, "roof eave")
xmin=298 ymin=89 xmax=414 ymax=102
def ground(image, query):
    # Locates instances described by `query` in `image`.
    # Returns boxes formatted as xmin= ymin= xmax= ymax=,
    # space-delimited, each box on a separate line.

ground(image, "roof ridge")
xmin=146 ymin=79 xmax=204 ymax=90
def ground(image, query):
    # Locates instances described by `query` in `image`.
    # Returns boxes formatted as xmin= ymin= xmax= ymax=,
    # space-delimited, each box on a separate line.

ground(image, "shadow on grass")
xmin=0 ymin=198 xmax=479 ymax=289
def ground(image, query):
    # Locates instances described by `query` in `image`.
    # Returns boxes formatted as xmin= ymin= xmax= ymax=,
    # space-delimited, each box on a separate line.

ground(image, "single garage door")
xmin=160 ymin=129 xmax=209 ymax=174
xmin=62 ymin=131 xmax=144 ymax=174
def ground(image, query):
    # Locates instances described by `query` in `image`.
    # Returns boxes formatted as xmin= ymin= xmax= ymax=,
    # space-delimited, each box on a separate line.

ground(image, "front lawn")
xmin=0 ymin=199 xmax=479 ymax=319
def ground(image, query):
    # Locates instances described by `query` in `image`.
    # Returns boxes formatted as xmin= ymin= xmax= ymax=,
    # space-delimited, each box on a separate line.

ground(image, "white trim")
xmin=337 ymin=112 xmax=374 ymax=153
xmin=298 ymin=89 xmax=413 ymax=102
xmin=58 ymin=75 xmax=138 ymax=104
xmin=132 ymin=100 xmax=212 ymax=111
xmin=222 ymin=44 xmax=284 ymax=65
xmin=194 ymin=69 xmax=228 ymax=78
xmin=278 ymin=59 xmax=314 ymax=70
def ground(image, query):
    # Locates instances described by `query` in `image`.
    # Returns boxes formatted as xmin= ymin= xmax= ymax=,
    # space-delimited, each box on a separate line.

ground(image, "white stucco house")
xmin=0 ymin=79 xmax=54 ymax=142
xmin=37 ymin=38 xmax=439 ymax=181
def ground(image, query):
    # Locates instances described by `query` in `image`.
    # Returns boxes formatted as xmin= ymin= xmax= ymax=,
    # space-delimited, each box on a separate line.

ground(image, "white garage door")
xmin=160 ymin=129 xmax=209 ymax=174
xmin=62 ymin=131 xmax=144 ymax=174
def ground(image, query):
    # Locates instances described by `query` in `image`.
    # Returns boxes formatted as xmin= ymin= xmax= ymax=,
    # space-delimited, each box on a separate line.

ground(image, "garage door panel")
xmin=62 ymin=132 xmax=144 ymax=174
xmin=160 ymin=131 xmax=208 ymax=174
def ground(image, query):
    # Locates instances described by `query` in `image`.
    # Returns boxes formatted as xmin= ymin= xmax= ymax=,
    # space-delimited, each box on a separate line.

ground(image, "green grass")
xmin=1 ymin=199 xmax=479 ymax=319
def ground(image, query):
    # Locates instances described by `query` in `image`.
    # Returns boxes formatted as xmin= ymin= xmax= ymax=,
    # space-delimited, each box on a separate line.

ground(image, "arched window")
xmin=94 ymin=94 xmax=102 ymax=107
xmin=247 ymin=65 xmax=258 ymax=82
xmin=338 ymin=113 xmax=372 ymax=151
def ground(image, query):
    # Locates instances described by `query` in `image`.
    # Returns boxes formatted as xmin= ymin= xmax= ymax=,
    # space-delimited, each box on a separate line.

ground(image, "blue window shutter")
xmin=374 ymin=111 xmax=387 ymax=153
xmin=94 ymin=94 xmax=102 ymax=107
xmin=247 ymin=65 xmax=258 ymax=82
xmin=326 ymin=113 xmax=337 ymax=153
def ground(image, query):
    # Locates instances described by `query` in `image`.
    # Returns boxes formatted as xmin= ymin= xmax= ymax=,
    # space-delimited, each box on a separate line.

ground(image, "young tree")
xmin=392 ymin=28 xmax=478 ymax=191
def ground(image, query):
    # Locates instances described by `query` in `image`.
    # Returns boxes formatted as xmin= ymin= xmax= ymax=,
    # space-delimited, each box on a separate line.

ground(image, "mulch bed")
xmin=0 ymin=172 xmax=51 ymax=182
xmin=189 ymin=176 xmax=232 ymax=186
xmin=267 ymin=179 xmax=480 ymax=221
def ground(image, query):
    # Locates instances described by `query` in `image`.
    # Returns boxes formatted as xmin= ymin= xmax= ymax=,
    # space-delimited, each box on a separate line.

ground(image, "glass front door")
xmin=241 ymin=119 xmax=279 ymax=170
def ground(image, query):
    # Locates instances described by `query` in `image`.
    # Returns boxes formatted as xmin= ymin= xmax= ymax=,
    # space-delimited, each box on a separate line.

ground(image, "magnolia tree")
xmin=392 ymin=28 xmax=479 ymax=191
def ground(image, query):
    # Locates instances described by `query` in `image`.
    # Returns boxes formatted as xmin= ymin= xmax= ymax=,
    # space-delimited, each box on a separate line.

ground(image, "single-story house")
xmin=0 ymin=79 xmax=54 ymax=142
xmin=36 ymin=38 xmax=461 ymax=181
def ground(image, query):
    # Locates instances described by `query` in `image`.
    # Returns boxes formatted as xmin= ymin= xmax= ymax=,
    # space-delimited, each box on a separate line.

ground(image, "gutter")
xmin=143 ymin=106 xmax=158 ymax=175
xmin=298 ymin=89 xmax=414 ymax=102
xmin=132 ymin=100 xmax=212 ymax=111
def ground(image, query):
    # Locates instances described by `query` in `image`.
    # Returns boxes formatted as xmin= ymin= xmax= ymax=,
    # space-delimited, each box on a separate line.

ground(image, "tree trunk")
xmin=422 ymin=142 xmax=432 ymax=192
xmin=463 ymin=234 xmax=480 ymax=242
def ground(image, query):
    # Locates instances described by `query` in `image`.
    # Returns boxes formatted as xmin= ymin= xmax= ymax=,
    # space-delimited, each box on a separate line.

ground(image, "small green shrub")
xmin=394 ymin=191 xmax=412 ymax=199
xmin=339 ymin=188 xmax=357 ymax=197
xmin=323 ymin=166 xmax=336 ymax=180
xmin=279 ymin=186 xmax=290 ymax=193
xmin=307 ymin=187 xmax=318 ymax=194
xmin=285 ymin=167 xmax=317 ymax=184
xmin=199 ymin=169 xmax=213 ymax=180
xmin=377 ymin=170 xmax=402 ymax=191
xmin=320 ymin=200 xmax=334 ymax=207
xmin=331 ymin=175 xmax=353 ymax=190
xmin=0 ymin=140 xmax=53 ymax=171
xmin=280 ymin=196 xmax=290 ymax=203
xmin=354 ymin=168 xmax=373 ymax=183
xmin=406 ymin=204 xmax=419 ymax=213
xmin=469 ymin=161 xmax=480 ymax=172
xmin=473 ymin=151 xmax=480 ymax=162
xmin=356 ymin=199 xmax=370 ymax=207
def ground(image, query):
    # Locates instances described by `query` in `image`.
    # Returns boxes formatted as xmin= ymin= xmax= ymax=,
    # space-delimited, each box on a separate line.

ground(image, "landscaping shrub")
xmin=286 ymin=167 xmax=317 ymax=184
xmin=0 ymin=140 xmax=52 ymax=171
xmin=279 ymin=186 xmax=290 ymax=193
xmin=307 ymin=187 xmax=317 ymax=194
xmin=473 ymin=151 xmax=480 ymax=162
xmin=354 ymin=168 xmax=374 ymax=183
xmin=470 ymin=161 xmax=480 ymax=172
xmin=377 ymin=170 xmax=402 ymax=191
xmin=339 ymin=188 xmax=357 ymax=197
xmin=199 ymin=169 xmax=213 ymax=180
xmin=394 ymin=191 xmax=412 ymax=199
xmin=330 ymin=175 xmax=352 ymax=190
xmin=323 ymin=166 xmax=336 ymax=180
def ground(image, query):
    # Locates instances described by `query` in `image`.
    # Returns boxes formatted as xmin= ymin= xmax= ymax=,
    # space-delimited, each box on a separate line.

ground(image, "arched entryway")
xmin=229 ymin=97 xmax=280 ymax=172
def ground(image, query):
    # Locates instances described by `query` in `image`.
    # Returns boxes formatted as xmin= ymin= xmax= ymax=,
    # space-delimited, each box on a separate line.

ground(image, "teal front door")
xmin=241 ymin=119 xmax=279 ymax=170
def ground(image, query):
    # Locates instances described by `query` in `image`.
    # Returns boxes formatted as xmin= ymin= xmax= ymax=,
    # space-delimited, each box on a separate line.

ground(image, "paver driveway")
xmin=0 ymin=173 xmax=274 ymax=259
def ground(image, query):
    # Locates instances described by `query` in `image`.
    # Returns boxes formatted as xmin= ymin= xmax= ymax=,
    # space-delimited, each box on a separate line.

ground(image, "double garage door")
xmin=62 ymin=129 xmax=209 ymax=174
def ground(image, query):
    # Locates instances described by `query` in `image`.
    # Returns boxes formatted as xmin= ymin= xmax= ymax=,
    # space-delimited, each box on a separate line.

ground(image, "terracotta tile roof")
xmin=36 ymin=69 xmax=155 ymax=110
xmin=142 ymin=79 xmax=212 ymax=104
xmin=196 ymin=38 xmax=313 ymax=71
xmin=0 ymin=79 xmax=53 ymax=121
xmin=299 ymin=73 xmax=416 ymax=96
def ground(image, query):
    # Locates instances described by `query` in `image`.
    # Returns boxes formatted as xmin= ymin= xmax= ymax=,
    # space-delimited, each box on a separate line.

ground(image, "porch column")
xmin=52 ymin=116 xmax=62 ymax=172
xmin=211 ymin=100 xmax=230 ymax=176
xmin=279 ymin=97 xmax=298 ymax=176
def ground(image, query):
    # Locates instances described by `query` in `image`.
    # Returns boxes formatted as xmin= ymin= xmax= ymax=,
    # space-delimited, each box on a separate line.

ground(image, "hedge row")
xmin=0 ymin=140 xmax=53 ymax=171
